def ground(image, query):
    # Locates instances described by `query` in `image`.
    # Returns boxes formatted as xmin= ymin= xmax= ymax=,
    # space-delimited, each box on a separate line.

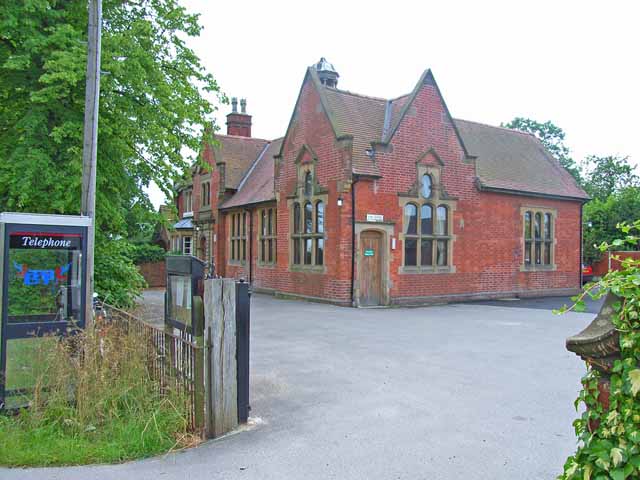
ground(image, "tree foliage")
xmin=582 ymin=155 xmax=639 ymax=202
xmin=0 ymin=0 xmax=221 ymax=306
xmin=502 ymin=117 xmax=582 ymax=182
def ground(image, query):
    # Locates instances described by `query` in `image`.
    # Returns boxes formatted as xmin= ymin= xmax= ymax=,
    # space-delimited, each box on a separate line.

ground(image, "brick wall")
xmin=592 ymin=251 xmax=640 ymax=277
xmin=138 ymin=261 xmax=166 ymax=288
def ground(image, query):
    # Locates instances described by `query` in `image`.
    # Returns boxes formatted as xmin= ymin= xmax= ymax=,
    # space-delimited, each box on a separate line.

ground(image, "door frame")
xmin=354 ymin=222 xmax=393 ymax=307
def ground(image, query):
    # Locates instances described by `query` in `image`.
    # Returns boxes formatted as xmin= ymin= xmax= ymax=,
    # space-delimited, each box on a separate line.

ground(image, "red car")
xmin=582 ymin=264 xmax=594 ymax=284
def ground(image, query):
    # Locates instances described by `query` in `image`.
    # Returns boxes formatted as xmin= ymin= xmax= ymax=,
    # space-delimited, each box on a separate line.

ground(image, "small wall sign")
xmin=364 ymin=249 xmax=375 ymax=256
xmin=366 ymin=214 xmax=384 ymax=222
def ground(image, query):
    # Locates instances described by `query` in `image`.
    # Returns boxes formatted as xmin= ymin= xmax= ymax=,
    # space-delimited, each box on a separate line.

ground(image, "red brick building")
xmin=172 ymin=58 xmax=588 ymax=306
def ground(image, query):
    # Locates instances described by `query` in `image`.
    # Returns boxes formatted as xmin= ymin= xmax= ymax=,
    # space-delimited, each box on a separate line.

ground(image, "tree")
xmin=581 ymin=155 xmax=638 ymax=201
xmin=583 ymin=186 xmax=640 ymax=262
xmin=0 ymin=1 xmax=222 ymax=306
xmin=502 ymin=117 xmax=582 ymax=182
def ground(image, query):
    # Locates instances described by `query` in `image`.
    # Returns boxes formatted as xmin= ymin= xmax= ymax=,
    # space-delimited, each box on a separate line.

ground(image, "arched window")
xmin=436 ymin=205 xmax=448 ymax=235
xmin=421 ymin=174 xmax=432 ymax=198
xmin=293 ymin=203 xmax=301 ymax=264
xmin=316 ymin=201 xmax=324 ymax=233
xmin=420 ymin=204 xmax=433 ymax=235
xmin=293 ymin=202 xmax=301 ymax=234
xmin=291 ymin=167 xmax=326 ymax=269
xmin=404 ymin=203 xmax=417 ymax=235
xmin=304 ymin=202 xmax=313 ymax=233
xmin=304 ymin=171 xmax=313 ymax=196
xmin=404 ymin=203 xmax=418 ymax=266
xmin=316 ymin=201 xmax=324 ymax=265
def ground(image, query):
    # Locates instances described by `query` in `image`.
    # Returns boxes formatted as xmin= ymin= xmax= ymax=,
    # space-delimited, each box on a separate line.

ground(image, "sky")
xmin=149 ymin=0 xmax=640 ymax=207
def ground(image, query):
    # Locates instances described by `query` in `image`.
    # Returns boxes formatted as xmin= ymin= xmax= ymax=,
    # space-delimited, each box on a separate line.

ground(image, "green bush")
xmin=558 ymin=220 xmax=640 ymax=479
xmin=130 ymin=243 xmax=166 ymax=265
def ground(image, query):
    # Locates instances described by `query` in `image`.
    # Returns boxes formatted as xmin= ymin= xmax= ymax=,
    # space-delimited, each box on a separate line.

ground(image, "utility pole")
xmin=81 ymin=0 xmax=102 ymax=326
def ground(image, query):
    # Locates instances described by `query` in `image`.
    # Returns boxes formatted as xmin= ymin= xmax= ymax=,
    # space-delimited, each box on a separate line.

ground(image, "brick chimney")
xmin=226 ymin=97 xmax=252 ymax=137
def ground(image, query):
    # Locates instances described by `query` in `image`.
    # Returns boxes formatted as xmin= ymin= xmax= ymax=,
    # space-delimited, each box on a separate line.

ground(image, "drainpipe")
xmin=350 ymin=177 xmax=359 ymax=306
xmin=579 ymin=203 xmax=583 ymax=286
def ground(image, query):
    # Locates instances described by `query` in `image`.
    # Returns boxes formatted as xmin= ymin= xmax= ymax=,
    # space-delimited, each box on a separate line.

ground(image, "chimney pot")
xmin=240 ymin=98 xmax=247 ymax=114
xmin=231 ymin=97 xmax=238 ymax=113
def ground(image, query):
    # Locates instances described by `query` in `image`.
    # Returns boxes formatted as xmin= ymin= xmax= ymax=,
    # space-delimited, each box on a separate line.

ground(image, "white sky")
xmin=148 ymin=0 xmax=640 ymax=207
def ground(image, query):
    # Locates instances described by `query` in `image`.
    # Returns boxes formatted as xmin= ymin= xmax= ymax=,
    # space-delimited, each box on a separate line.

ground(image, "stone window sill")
xmin=521 ymin=264 xmax=556 ymax=272
xmin=289 ymin=265 xmax=326 ymax=274
xmin=399 ymin=266 xmax=455 ymax=274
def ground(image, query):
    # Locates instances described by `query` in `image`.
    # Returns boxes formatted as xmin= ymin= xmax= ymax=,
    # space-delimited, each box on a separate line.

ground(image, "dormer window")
xmin=421 ymin=174 xmax=432 ymax=198
xmin=183 ymin=189 xmax=193 ymax=217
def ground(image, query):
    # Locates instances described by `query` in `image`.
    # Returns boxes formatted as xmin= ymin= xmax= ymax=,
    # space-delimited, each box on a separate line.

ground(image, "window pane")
xmin=524 ymin=241 xmax=531 ymax=264
xmin=231 ymin=238 xmax=235 ymax=260
xmin=262 ymin=210 xmax=267 ymax=236
xmin=404 ymin=238 xmax=417 ymax=266
xmin=534 ymin=213 xmax=541 ymax=239
xmin=535 ymin=242 xmax=541 ymax=264
xmin=242 ymin=239 xmax=246 ymax=261
xmin=421 ymin=204 xmax=433 ymax=235
xmin=268 ymin=209 xmax=273 ymax=235
xmin=304 ymin=202 xmax=313 ymax=233
xmin=316 ymin=238 xmax=324 ymax=265
xmin=304 ymin=238 xmax=313 ymax=264
xmin=293 ymin=203 xmax=300 ymax=234
xmin=422 ymin=174 xmax=432 ymax=198
xmin=436 ymin=240 xmax=448 ymax=266
xmin=260 ymin=240 xmax=265 ymax=262
xmin=304 ymin=172 xmax=313 ymax=196
xmin=420 ymin=239 xmax=433 ymax=266
xmin=524 ymin=212 xmax=532 ymax=240
xmin=544 ymin=242 xmax=551 ymax=265
xmin=316 ymin=201 xmax=324 ymax=233
xmin=293 ymin=239 xmax=301 ymax=264
xmin=268 ymin=239 xmax=273 ymax=263
xmin=242 ymin=212 xmax=246 ymax=236
xmin=544 ymin=213 xmax=551 ymax=240
xmin=436 ymin=206 xmax=447 ymax=235
xmin=404 ymin=204 xmax=417 ymax=235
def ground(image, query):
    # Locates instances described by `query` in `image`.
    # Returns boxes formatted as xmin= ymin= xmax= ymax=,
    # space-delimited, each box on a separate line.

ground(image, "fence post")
xmin=192 ymin=295 xmax=205 ymax=434
xmin=204 ymin=278 xmax=238 ymax=438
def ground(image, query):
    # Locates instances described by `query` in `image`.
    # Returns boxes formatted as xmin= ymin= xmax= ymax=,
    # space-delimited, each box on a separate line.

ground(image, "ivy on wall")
xmin=558 ymin=220 xmax=640 ymax=480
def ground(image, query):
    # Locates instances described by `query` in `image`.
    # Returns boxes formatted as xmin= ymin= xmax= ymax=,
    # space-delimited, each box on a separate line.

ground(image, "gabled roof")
xmin=303 ymin=67 xmax=586 ymax=200
xmin=212 ymin=135 xmax=270 ymax=189
xmin=220 ymin=138 xmax=283 ymax=209
xmin=455 ymin=119 xmax=588 ymax=200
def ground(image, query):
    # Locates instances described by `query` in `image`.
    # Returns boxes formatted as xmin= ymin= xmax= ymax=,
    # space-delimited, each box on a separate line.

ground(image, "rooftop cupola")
xmin=314 ymin=57 xmax=339 ymax=88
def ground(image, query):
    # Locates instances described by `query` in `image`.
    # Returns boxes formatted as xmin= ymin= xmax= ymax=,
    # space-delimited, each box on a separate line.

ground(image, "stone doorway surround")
xmin=354 ymin=221 xmax=395 ymax=307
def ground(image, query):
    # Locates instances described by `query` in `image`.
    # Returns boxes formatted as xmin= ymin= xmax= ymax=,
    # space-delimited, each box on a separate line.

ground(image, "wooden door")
xmin=359 ymin=231 xmax=383 ymax=306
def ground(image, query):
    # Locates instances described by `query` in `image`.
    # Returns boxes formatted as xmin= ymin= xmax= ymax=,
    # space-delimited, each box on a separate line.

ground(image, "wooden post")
xmin=192 ymin=295 xmax=205 ymax=434
xmin=203 ymin=278 xmax=238 ymax=437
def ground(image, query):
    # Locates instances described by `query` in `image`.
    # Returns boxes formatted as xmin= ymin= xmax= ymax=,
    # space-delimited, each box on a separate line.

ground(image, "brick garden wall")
xmin=138 ymin=261 xmax=166 ymax=288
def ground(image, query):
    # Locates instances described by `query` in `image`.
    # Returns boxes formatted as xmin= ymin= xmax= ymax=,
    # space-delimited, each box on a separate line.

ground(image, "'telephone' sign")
xmin=10 ymin=232 xmax=81 ymax=250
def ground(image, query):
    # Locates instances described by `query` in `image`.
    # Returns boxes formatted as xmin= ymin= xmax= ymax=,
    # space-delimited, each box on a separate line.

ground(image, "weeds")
xmin=0 ymin=317 xmax=194 ymax=467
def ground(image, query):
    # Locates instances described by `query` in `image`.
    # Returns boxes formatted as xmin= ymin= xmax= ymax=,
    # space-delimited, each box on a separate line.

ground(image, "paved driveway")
xmin=3 ymin=295 xmax=594 ymax=480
